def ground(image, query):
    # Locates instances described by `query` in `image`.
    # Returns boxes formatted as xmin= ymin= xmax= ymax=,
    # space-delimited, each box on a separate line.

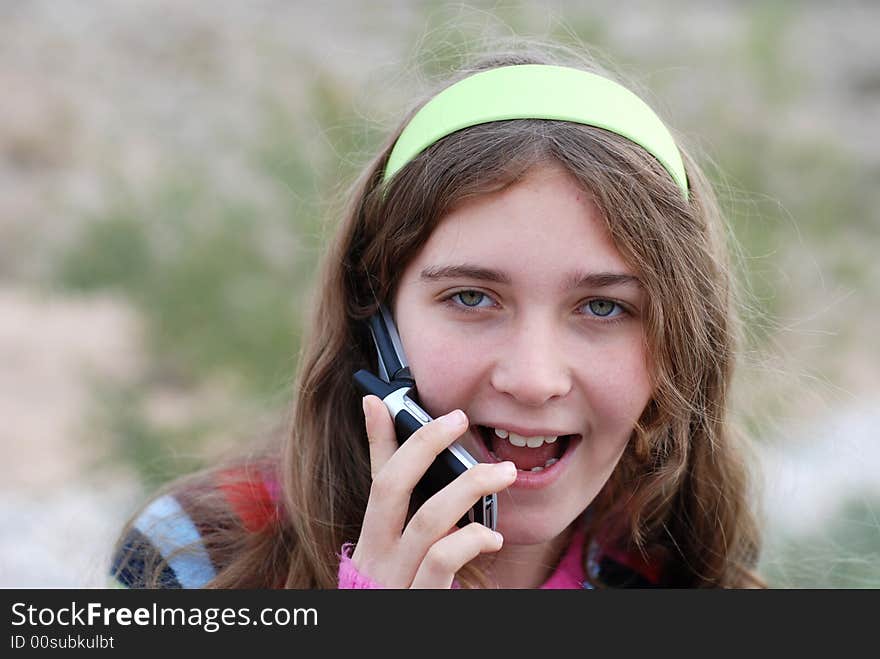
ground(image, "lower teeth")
xmin=488 ymin=454 xmax=560 ymax=471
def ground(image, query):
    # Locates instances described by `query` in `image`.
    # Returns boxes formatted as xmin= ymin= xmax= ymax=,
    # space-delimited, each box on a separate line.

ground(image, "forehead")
xmin=414 ymin=164 xmax=632 ymax=276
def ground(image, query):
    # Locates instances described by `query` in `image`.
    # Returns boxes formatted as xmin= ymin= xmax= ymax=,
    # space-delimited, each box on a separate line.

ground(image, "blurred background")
xmin=1 ymin=0 xmax=878 ymax=588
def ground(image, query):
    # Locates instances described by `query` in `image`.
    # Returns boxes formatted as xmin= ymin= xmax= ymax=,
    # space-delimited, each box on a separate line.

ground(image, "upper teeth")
xmin=494 ymin=427 xmax=558 ymax=448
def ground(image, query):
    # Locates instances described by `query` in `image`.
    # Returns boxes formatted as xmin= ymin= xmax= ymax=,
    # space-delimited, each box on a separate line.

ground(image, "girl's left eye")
xmin=583 ymin=299 xmax=624 ymax=319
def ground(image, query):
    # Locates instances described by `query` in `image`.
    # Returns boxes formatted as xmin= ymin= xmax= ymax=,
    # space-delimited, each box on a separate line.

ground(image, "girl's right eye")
xmin=446 ymin=289 xmax=495 ymax=310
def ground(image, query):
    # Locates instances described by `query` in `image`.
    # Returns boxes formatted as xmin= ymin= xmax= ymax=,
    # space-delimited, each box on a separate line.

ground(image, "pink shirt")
xmin=337 ymin=526 xmax=587 ymax=589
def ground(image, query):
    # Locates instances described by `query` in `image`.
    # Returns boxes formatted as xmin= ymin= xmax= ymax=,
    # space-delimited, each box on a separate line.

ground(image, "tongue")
xmin=491 ymin=433 xmax=564 ymax=471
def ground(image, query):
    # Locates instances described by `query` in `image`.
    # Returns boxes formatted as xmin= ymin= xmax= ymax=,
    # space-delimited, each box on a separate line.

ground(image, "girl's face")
xmin=392 ymin=162 xmax=653 ymax=545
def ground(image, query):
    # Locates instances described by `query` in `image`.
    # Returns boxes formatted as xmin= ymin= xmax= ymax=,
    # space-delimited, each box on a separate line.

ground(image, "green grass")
xmin=760 ymin=495 xmax=880 ymax=588
xmin=57 ymin=182 xmax=302 ymax=397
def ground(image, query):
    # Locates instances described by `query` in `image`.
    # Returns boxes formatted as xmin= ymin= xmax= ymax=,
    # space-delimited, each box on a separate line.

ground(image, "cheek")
xmin=403 ymin=329 xmax=480 ymax=410
xmin=583 ymin=342 xmax=653 ymax=426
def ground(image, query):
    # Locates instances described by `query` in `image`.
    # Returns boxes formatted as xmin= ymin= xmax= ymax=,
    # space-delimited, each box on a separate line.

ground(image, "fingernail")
xmin=440 ymin=409 xmax=465 ymax=427
xmin=501 ymin=461 xmax=517 ymax=478
xmin=362 ymin=396 xmax=371 ymax=423
xmin=493 ymin=531 xmax=504 ymax=544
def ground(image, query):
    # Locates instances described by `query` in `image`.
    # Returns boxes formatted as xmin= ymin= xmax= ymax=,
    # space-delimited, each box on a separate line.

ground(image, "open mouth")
xmin=473 ymin=425 xmax=579 ymax=472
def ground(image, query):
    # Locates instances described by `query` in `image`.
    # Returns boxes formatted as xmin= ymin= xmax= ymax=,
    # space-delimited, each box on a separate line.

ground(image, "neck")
xmin=473 ymin=524 xmax=576 ymax=589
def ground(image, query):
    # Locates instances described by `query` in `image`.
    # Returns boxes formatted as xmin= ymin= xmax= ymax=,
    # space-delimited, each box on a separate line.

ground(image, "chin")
xmin=494 ymin=512 xmax=572 ymax=546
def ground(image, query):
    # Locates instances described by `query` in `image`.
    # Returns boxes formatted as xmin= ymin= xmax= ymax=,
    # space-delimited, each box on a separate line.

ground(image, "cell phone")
xmin=353 ymin=304 xmax=497 ymax=531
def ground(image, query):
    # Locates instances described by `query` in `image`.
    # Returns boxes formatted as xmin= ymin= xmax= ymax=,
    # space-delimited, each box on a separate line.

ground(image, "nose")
xmin=489 ymin=316 xmax=573 ymax=407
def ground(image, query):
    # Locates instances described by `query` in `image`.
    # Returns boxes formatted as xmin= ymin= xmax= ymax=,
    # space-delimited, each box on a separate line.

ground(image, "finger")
xmin=378 ymin=408 xmax=469 ymax=488
xmin=366 ymin=409 xmax=469 ymax=536
xmin=363 ymin=395 xmax=397 ymax=479
xmin=410 ymin=523 xmax=504 ymax=589
xmin=355 ymin=395 xmax=405 ymax=555
xmin=400 ymin=461 xmax=516 ymax=556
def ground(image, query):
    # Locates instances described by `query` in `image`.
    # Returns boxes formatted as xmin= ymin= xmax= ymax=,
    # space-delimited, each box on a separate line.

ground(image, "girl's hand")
xmin=351 ymin=395 xmax=516 ymax=588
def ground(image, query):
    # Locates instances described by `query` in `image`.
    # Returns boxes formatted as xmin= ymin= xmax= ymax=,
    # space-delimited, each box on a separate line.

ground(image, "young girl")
xmin=111 ymin=46 xmax=765 ymax=589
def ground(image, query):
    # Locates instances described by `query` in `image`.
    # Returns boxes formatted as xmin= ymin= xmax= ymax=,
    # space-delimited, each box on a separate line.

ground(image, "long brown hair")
xmin=113 ymin=44 xmax=764 ymax=588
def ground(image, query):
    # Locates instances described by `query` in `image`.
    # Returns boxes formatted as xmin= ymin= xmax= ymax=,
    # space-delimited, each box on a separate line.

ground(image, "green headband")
xmin=383 ymin=64 xmax=689 ymax=199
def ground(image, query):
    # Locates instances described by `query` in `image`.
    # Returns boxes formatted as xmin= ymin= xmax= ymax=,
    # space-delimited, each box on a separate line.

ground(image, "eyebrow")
xmin=419 ymin=264 xmax=643 ymax=291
